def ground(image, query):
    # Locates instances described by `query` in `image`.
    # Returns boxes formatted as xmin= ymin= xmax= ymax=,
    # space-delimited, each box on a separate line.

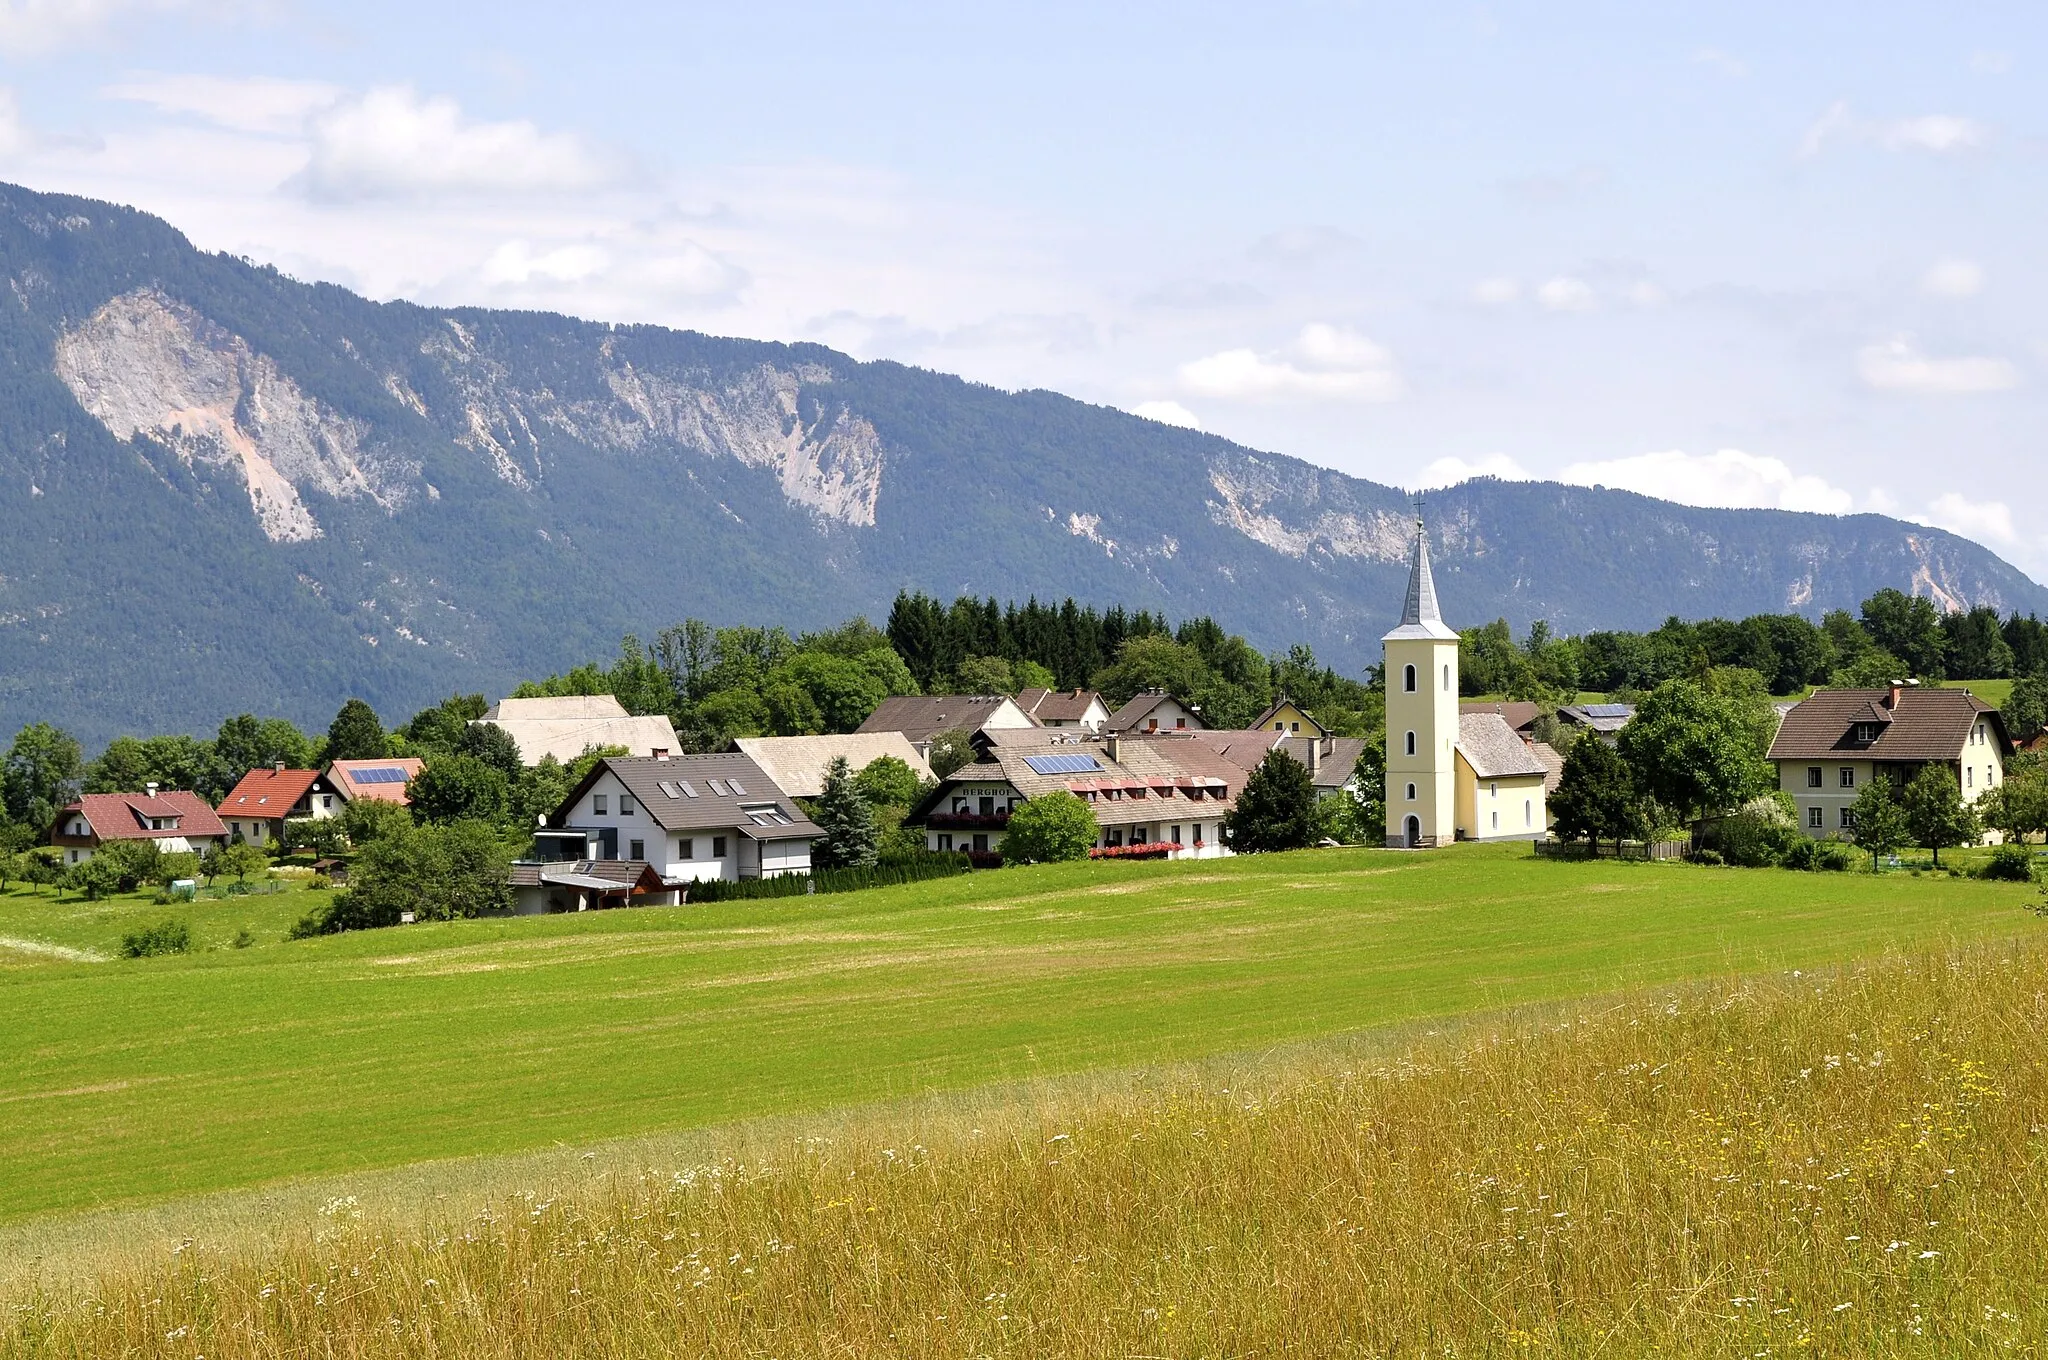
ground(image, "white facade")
xmin=560 ymin=767 xmax=810 ymax=881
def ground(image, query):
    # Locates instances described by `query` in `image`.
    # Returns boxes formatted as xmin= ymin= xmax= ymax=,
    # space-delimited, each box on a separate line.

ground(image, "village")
xmin=11 ymin=518 xmax=2037 ymax=930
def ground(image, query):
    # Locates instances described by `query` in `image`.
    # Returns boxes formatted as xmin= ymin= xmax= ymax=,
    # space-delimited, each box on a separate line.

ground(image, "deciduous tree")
xmin=325 ymin=699 xmax=388 ymax=763
xmin=1223 ymin=749 xmax=1319 ymax=853
xmin=1848 ymin=776 xmax=1911 ymax=870
xmin=1901 ymin=764 xmax=1980 ymax=868
xmin=1550 ymin=738 xmax=1648 ymax=855
xmin=999 ymin=791 xmax=1098 ymax=864
xmin=1615 ymin=679 xmax=1774 ymax=825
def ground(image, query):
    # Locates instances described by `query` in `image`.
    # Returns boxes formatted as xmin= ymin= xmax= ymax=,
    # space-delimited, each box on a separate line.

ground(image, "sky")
xmin=3 ymin=1 xmax=2044 ymax=578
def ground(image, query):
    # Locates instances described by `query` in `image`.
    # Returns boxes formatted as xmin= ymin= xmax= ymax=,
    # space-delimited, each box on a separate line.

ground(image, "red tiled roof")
xmin=216 ymin=767 xmax=322 ymax=819
xmin=327 ymin=757 xmax=425 ymax=804
xmin=1768 ymin=686 xmax=2006 ymax=762
xmin=57 ymin=790 xmax=228 ymax=844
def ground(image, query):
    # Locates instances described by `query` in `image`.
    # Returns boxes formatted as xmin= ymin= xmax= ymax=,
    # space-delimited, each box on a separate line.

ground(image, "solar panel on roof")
xmin=353 ymin=767 xmax=410 ymax=784
xmin=1584 ymin=704 xmax=1632 ymax=718
xmin=1024 ymin=753 xmax=1105 ymax=776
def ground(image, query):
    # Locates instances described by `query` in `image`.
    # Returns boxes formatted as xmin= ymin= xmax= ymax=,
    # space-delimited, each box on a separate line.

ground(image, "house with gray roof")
xmin=906 ymin=732 xmax=1238 ymax=861
xmin=546 ymin=754 xmax=821 ymax=882
xmin=1105 ymin=690 xmax=1205 ymax=734
xmin=855 ymin=694 xmax=1037 ymax=753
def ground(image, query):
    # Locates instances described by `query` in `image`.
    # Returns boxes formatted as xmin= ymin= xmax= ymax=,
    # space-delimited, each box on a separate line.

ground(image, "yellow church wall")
xmin=1454 ymin=754 xmax=1548 ymax=841
xmin=1384 ymin=637 xmax=1459 ymax=847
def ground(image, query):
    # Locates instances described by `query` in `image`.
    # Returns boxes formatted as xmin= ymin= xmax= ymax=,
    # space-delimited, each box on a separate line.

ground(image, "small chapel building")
xmin=1384 ymin=513 xmax=1549 ymax=847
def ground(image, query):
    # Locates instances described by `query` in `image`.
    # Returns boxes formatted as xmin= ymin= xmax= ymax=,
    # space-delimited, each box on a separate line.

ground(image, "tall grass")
xmin=8 ymin=942 xmax=2048 ymax=1357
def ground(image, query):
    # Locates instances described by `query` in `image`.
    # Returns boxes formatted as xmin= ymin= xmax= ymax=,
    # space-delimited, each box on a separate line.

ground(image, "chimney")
xmin=1105 ymin=733 xmax=1121 ymax=764
xmin=144 ymin=781 xmax=159 ymax=799
xmin=273 ymin=760 xmax=285 ymax=774
xmin=1307 ymin=738 xmax=1321 ymax=780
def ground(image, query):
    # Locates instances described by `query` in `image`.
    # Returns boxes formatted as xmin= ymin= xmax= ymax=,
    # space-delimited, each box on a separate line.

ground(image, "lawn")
xmin=1952 ymin=677 xmax=2013 ymax=711
xmin=0 ymin=844 xmax=2037 ymax=1221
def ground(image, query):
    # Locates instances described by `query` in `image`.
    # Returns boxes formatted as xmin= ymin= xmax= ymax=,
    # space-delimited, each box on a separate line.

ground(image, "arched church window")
xmin=1405 ymin=731 xmax=1416 ymax=756
xmin=1403 ymin=664 xmax=1416 ymax=692
xmin=1443 ymin=663 xmax=1451 ymax=691
xmin=1405 ymin=783 xmax=1416 ymax=801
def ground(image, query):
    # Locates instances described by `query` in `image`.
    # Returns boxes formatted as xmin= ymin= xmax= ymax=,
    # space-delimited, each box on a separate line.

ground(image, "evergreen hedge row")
xmin=686 ymin=854 xmax=974 ymax=903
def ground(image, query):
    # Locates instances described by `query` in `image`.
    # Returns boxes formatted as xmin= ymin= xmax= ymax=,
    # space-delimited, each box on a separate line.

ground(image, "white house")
xmin=856 ymin=694 xmax=1038 ymax=754
xmin=1017 ymin=688 xmax=1112 ymax=731
xmin=1106 ymin=690 xmax=1205 ymax=734
xmin=50 ymin=787 xmax=229 ymax=865
xmin=547 ymin=753 xmax=820 ymax=882
xmin=908 ymin=733 xmax=1238 ymax=861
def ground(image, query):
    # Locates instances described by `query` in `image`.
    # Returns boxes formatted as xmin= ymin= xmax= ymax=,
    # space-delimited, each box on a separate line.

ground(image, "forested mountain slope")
xmin=2 ymin=181 xmax=2041 ymax=745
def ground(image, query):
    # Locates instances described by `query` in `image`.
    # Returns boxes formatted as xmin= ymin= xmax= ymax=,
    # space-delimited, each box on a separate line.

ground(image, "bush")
xmin=1980 ymin=844 xmax=2037 ymax=882
xmin=231 ymin=927 xmax=256 ymax=949
xmin=1690 ymin=848 xmax=1725 ymax=867
xmin=1783 ymin=839 xmax=1854 ymax=873
xmin=687 ymin=854 xmax=972 ymax=903
xmin=307 ymin=873 xmax=332 ymax=891
xmin=121 ymin=918 xmax=191 ymax=958
xmin=1000 ymin=791 xmax=1099 ymax=865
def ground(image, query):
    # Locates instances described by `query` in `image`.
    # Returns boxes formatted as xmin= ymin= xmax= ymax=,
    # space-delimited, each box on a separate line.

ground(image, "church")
xmin=1384 ymin=513 xmax=1550 ymax=848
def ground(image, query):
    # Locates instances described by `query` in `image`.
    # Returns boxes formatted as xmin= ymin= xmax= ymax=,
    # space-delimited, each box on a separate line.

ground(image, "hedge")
xmin=686 ymin=853 xmax=974 ymax=903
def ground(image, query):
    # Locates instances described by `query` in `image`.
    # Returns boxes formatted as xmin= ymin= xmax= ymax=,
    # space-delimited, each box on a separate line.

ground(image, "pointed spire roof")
xmin=1383 ymin=506 xmax=1458 ymax=641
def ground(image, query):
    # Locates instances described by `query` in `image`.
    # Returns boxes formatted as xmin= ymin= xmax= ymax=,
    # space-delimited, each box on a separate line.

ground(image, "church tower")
xmin=1384 ymin=509 xmax=1459 ymax=848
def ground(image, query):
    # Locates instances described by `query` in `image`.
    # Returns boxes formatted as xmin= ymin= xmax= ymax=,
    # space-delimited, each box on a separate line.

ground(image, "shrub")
xmin=1980 ymin=844 xmax=2037 ymax=882
xmin=307 ymin=873 xmax=332 ymax=891
xmin=1690 ymin=848 xmax=1725 ymax=866
xmin=65 ymin=856 xmax=123 ymax=901
xmin=1783 ymin=839 xmax=1854 ymax=873
xmin=1000 ymin=791 xmax=1099 ymax=865
xmin=121 ymin=918 xmax=191 ymax=958
xmin=231 ymin=927 xmax=256 ymax=949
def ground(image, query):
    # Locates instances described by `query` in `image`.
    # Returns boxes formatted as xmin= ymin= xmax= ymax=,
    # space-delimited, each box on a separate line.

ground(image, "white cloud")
xmin=1917 ymin=492 xmax=2017 ymax=547
xmin=1857 ymin=338 xmax=2018 ymax=395
xmin=1414 ymin=453 xmax=1530 ymax=490
xmin=1536 ymin=276 xmax=1595 ymax=311
xmin=103 ymin=73 xmax=338 ymax=136
xmin=0 ymin=0 xmax=246 ymax=53
xmin=1129 ymin=400 xmax=1202 ymax=430
xmin=300 ymin=86 xmax=617 ymax=200
xmin=1178 ymin=323 xmax=1401 ymax=402
xmin=1920 ymin=258 xmax=1984 ymax=298
xmin=1801 ymin=101 xmax=1988 ymax=157
xmin=481 ymin=240 xmax=608 ymax=285
xmin=0 ymin=86 xmax=31 ymax=157
xmin=1884 ymin=115 xmax=1986 ymax=152
xmin=1555 ymin=448 xmax=1857 ymax=514
xmin=1471 ymin=276 xmax=1519 ymax=304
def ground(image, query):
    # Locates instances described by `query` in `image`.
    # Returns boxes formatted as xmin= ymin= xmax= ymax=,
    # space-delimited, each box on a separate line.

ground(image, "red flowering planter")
xmin=1087 ymin=841 xmax=1177 ymax=861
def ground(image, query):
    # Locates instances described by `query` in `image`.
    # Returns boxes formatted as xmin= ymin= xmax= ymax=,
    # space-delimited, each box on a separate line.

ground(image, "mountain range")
xmin=2 ymin=180 xmax=2042 ymax=747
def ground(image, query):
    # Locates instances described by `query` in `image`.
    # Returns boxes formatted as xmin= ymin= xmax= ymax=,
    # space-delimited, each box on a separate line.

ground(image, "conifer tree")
xmin=811 ymin=756 xmax=879 ymax=870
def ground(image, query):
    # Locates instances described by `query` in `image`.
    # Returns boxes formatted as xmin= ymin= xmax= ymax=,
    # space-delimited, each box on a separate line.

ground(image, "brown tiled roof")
xmin=856 ymin=695 xmax=1034 ymax=743
xmin=911 ymin=735 xmax=1237 ymax=830
xmin=1277 ymin=735 xmax=1370 ymax=790
xmin=1530 ymin=741 xmax=1566 ymax=795
xmin=1767 ymin=687 xmax=2007 ymax=762
xmin=1018 ymin=688 xmax=1106 ymax=723
xmin=1459 ymin=701 xmax=1543 ymax=733
xmin=57 ymin=791 xmax=227 ymax=844
xmin=1456 ymin=714 xmax=1548 ymax=779
xmin=217 ymin=767 xmax=323 ymax=819
xmin=1105 ymin=690 xmax=1199 ymax=731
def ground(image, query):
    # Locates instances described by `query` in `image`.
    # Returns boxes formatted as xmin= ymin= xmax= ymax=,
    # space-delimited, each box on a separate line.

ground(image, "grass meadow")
xmin=0 ymin=844 xmax=2044 ymax=1355
xmin=5 ymin=938 xmax=2047 ymax=1356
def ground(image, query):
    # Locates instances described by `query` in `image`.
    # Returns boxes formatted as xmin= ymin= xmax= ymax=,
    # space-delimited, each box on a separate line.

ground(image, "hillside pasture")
xmin=0 ymin=844 xmax=2037 ymax=1223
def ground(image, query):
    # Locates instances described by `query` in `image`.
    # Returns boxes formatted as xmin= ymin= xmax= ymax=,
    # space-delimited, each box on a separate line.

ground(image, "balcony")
xmin=926 ymin=810 xmax=1013 ymax=829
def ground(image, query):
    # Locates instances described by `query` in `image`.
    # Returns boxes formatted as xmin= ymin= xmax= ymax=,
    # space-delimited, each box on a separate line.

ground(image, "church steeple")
xmin=1383 ymin=500 xmax=1458 ymax=641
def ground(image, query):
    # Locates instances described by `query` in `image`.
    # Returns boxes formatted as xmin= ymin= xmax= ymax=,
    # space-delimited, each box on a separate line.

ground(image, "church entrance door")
xmin=1404 ymin=815 xmax=1420 ymax=848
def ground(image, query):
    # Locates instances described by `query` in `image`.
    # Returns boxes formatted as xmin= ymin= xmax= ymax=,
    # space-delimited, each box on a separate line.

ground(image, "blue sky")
xmin=5 ymin=1 xmax=2044 ymax=577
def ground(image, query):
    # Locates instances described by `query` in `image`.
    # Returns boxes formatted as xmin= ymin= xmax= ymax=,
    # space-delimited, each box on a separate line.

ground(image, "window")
xmin=629 ymin=839 xmax=644 ymax=860
xmin=1966 ymin=766 xmax=1974 ymax=788
xmin=1491 ymin=810 xmax=1499 ymax=830
xmin=712 ymin=836 xmax=728 ymax=858
xmin=678 ymin=838 xmax=693 ymax=859
xmin=1841 ymin=808 xmax=1856 ymax=829
xmin=1290 ymin=722 xmax=1300 ymax=733
xmin=1405 ymin=731 xmax=1417 ymax=757
xmin=1170 ymin=825 xmax=1182 ymax=844
xmin=1806 ymin=767 xmax=1822 ymax=789
xmin=1808 ymin=806 xmax=1824 ymax=829
xmin=937 ymin=833 xmax=953 ymax=851
xmin=1444 ymin=664 xmax=1451 ymax=691
xmin=1489 ymin=781 xmax=1497 ymax=797
xmin=322 ymin=796 xmax=333 ymax=810
xmin=978 ymin=796 xmax=995 ymax=816
xmin=1147 ymin=719 xmax=1159 ymax=732
xmin=593 ymin=794 xmax=609 ymax=815
xmin=972 ymin=834 xmax=989 ymax=853
xmin=1175 ymin=718 xmax=1186 ymax=728
xmin=1840 ymin=768 xmax=1855 ymax=789
xmin=621 ymin=794 xmax=637 ymax=816
xmin=1404 ymin=664 xmax=1416 ymax=692
xmin=1525 ymin=800 xmax=1532 ymax=827
xmin=1192 ymin=823 xmax=1203 ymax=843
xmin=1275 ymin=722 xmax=1285 ymax=732
xmin=953 ymin=798 xmax=968 ymax=814
xmin=1405 ymin=782 xmax=1417 ymax=801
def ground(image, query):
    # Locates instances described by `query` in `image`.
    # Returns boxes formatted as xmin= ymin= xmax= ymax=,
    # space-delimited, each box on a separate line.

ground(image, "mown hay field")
xmin=0 ymin=844 xmax=2038 ymax=1223
xmin=6 ymin=939 xmax=2047 ymax=1357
